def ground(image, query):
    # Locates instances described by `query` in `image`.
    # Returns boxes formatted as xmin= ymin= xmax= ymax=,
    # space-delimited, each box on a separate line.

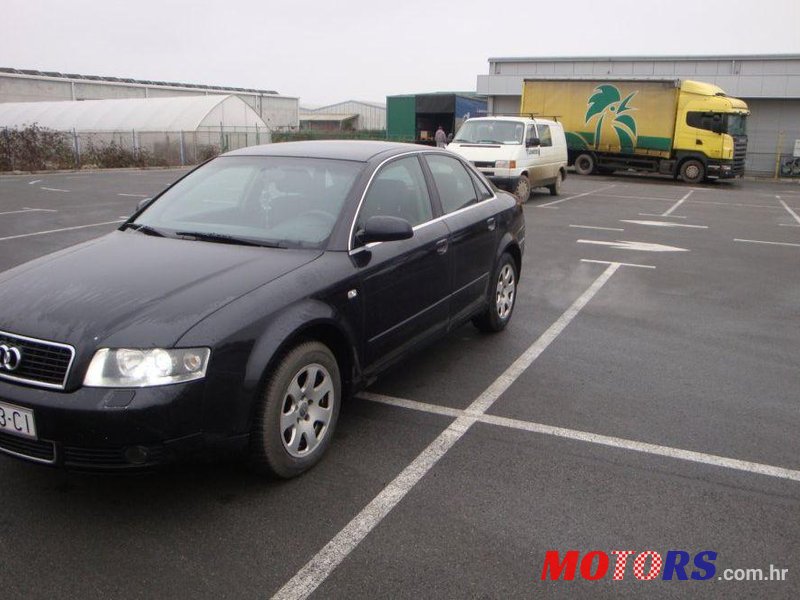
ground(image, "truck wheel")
xmin=680 ymin=159 xmax=705 ymax=184
xmin=547 ymin=171 xmax=563 ymax=196
xmin=514 ymin=175 xmax=531 ymax=202
xmin=249 ymin=341 xmax=341 ymax=478
xmin=574 ymin=153 xmax=595 ymax=176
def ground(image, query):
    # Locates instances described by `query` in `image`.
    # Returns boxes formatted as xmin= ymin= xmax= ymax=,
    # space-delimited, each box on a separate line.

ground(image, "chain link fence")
xmin=0 ymin=125 xmax=270 ymax=171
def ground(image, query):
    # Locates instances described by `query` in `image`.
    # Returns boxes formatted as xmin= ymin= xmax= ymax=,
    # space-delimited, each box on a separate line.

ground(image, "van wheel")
xmin=680 ymin=159 xmax=705 ymax=184
xmin=574 ymin=153 xmax=595 ymax=176
xmin=473 ymin=253 xmax=517 ymax=333
xmin=514 ymin=175 xmax=531 ymax=202
xmin=249 ymin=341 xmax=341 ymax=478
xmin=547 ymin=171 xmax=563 ymax=196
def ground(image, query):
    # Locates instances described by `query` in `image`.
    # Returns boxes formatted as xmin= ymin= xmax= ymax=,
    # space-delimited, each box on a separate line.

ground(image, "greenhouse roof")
xmin=0 ymin=95 xmax=267 ymax=132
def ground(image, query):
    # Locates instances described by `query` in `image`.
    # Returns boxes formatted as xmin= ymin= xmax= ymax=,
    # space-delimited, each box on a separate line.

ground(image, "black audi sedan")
xmin=0 ymin=141 xmax=524 ymax=477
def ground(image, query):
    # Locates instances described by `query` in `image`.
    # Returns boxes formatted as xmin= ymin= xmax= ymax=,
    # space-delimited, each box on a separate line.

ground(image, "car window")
xmin=468 ymin=169 xmax=494 ymax=201
xmin=526 ymin=125 xmax=539 ymax=147
xmin=134 ymin=156 xmax=363 ymax=249
xmin=538 ymin=124 xmax=553 ymax=147
xmin=355 ymin=156 xmax=433 ymax=233
xmin=426 ymin=154 xmax=479 ymax=214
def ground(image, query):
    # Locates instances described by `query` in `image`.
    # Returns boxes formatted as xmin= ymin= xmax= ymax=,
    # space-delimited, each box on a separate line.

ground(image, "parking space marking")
xmin=28 ymin=180 xmax=42 ymax=185
xmin=570 ymin=225 xmax=624 ymax=232
xmin=639 ymin=213 xmax=688 ymax=219
xmin=661 ymin=189 xmax=693 ymax=216
xmin=360 ymin=394 xmax=800 ymax=483
xmin=778 ymin=197 xmax=800 ymax=225
xmin=0 ymin=208 xmax=56 ymax=216
xmin=39 ymin=187 xmax=70 ymax=193
xmin=577 ymin=239 xmax=689 ymax=252
xmin=734 ymin=238 xmax=800 ymax=248
xmin=621 ymin=220 xmax=708 ymax=229
xmin=594 ymin=193 xmax=677 ymax=202
xmin=581 ymin=258 xmax=655 ymax=269
xmin=779 ymin=223 xmax=800 ymax=227
xmin=0 ymin=220 xmax=124 ymax=242
xmin=117 ymin=193 xmax=150 ymax=198
xmin=537 ymin=184 xmax=616 ymax=208
xmin=270 ymin=262 xmax=624 ymax=600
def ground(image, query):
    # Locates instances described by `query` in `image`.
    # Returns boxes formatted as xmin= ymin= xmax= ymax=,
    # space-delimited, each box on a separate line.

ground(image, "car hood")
xmin=0 ymin=231 xmax=322 ymax=350
xmin=447 ymin=142 xmax=522 ymax=163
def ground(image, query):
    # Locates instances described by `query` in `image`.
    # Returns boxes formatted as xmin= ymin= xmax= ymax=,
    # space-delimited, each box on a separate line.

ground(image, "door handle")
xmin=486 ymin=217 xmax=497 ymax=231
xmin=435 ymin=238 xmax=449 ymax=255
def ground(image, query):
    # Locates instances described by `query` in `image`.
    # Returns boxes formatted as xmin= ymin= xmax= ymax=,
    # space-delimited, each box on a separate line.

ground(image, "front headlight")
xmin=495 ymin=160 xmax=516 ymax=169
xmin=84 ymin=348 xmax=211 ymax=388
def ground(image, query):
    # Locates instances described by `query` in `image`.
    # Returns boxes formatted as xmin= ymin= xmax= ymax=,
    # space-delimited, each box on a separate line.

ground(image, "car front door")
xmin=423 ymin=153 xmax=498 ymax=327
xmin=352 ymin=154 xmax=451 ymax=371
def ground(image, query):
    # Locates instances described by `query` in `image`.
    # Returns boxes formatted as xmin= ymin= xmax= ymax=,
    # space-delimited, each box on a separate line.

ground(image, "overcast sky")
xmin=3 ymin=0 xmax=799 ymax=106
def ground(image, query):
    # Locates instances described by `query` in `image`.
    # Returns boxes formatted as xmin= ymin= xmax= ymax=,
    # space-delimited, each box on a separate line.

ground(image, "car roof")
xmin=225 ymin=140 xmax=429 ymax=162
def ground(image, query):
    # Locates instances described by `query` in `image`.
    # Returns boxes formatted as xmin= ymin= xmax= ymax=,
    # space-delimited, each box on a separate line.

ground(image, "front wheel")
xmin=680 ymin=159 xmax=705 ymax=184
xmin=573 ymin=153 xmax=595 ymax=176
xmin=514 ymin=175 xmax=531 ymax=203
xmin=473 ymin=253 xmax=518 ymax=333
xmin=249 ymin=341 xmax=341 ymax=478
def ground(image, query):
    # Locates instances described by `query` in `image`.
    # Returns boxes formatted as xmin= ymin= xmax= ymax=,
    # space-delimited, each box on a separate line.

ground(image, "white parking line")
xmin=270 ymin=261 xmax=624 ymax=600
xmin=117 ymin=193 xmax=150 ymax=198
xmin=734 ymin=238 xmax=800 ymax=248
xmin=661 ymin=189 xmax=693 ymax=216
xmin=28 ymin=179 xmax=42 ymax=185
xmin=581 ymin=258 xmax=655 ymax=269
xmin=595 ymin=193 xmax=677 ymax=202
xmin=639 ymin=213 xmax=688 ymax=219
xmin=537 ymin=184 xmax=616 ymax=208
xmin=360 ymin=394 xmax=800 ymax=483
xmin=0 ymin=208 xmax=56 ymax=216
xmin=577 ymin=239 xmax=689 ymax=253
xmin=779 ymin=223 xmax=800 ymax=227
xmin=570 ymin=225 xmax=624 ymax=232
xmin=778 ymin=196 xmax=800 ymax=225
xmin=0 ymin=220 xmax=124 ymax=242
xmin=621 ymin=220 xmax=708 ymax=229
xmin=40 ymin=187 xmax=69 ymax=193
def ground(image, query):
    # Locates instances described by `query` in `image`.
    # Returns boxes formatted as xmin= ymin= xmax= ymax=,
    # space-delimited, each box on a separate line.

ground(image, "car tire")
xmin=514 ymin=175 xmax=531 ymax=202
xmin=249 ymin=341 xmax=341 ymax=478
xmin=573 ymin=153 xmax=596 ymax=176
xmin=473 ymin=253 xmax=518 ymax=333
xmin=547 ymin=171 xmax=563 ymax=196
xmin=680 ymin=159 xmax=705 ymax=184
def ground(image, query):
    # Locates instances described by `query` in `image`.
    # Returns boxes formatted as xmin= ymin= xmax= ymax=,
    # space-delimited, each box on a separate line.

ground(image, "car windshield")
xmin=131 ymin=156 xmax=363 ymax=249
xmin=726 ymin=114 xmax=747 ymax=136
xmin=453 ymin=120 xmax=525 ymax=144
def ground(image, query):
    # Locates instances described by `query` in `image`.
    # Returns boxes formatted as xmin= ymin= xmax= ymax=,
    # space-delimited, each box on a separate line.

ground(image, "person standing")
xmin=435 ymin=125 xmax=447 ymax=148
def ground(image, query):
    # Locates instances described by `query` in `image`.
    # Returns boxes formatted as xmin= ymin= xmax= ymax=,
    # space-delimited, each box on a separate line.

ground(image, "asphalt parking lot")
xmin=1 ymin=167 xmax=799 ymax=599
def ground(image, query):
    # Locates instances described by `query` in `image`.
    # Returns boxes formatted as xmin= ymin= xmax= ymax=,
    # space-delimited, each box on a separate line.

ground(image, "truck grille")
xmin=0 ymin=331 xmax=75 ymax=390
xmin=733 ymin=136 xmax=747 ymax=175
xmin=0 ymin=430 xmax=56 ymax=464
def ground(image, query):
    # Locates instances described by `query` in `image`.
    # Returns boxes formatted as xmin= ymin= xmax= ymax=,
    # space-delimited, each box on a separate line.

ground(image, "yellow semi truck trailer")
xmin=520 ymin=79 xmax=749 ymax=183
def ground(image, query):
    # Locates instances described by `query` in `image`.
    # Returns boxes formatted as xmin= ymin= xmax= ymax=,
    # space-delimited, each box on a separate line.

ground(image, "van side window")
xmin=538 ymin=124 xmax=553 ymax=147
xmin=526 ymin=125 xmax=539 ymax=147
xmin=355 ymin=156 xmax=433 ymax=234
xmin=426 ymin=154 xmax=479 ymax=214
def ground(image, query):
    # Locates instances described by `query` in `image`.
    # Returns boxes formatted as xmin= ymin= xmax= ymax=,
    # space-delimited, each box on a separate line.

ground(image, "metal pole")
xmin=179 ymin=131 xmax=185 ymax=166
xmin=774 ymin=131 xmax=785 ymax=179
xmin=73 ymin=128 xmax=81 ymax=168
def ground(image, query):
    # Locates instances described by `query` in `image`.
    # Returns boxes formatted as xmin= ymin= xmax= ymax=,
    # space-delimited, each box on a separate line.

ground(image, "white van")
xmin=447 ymin=116 xmax=568 ymax=201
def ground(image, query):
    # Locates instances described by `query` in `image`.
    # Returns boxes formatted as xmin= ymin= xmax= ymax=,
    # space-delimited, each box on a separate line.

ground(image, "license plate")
xmin=0 ymin=400 xmax=37 ymax=439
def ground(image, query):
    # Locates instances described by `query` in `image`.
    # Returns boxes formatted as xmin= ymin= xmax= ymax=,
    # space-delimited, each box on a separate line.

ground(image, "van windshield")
xmin=453 ymin=120 xmax=525 ymax=145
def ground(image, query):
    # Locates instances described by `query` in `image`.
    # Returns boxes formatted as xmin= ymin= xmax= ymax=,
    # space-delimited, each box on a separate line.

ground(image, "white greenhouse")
xmin=0 ymin=95 xmax=271 ymax=166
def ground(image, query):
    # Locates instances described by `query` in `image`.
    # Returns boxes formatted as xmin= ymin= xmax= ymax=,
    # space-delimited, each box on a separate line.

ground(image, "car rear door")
xmin=352 ymin=154 xmax=451 ymax=371
xmin=423 ymin=153 xmax=498 ymax=327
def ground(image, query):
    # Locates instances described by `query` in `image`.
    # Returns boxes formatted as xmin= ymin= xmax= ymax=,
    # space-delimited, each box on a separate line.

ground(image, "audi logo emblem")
xmin=0 ymin=344 xmax=22 ymax=372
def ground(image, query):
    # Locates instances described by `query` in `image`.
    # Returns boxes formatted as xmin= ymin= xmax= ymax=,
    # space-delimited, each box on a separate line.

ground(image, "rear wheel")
xmin=547 ymin=171 xmax=563 ymax=196
xmin=680 ymin=159 xmax=705 ymax=184
xmin=573 ymin=153 xmax=595 ymax=176
xmin=514 ymin=175 xmax=531 ymax=202
xmin=473 ymin=253 xmax=517 ymax=333
xmin=249 ymin=341 xmax=341 ymax=478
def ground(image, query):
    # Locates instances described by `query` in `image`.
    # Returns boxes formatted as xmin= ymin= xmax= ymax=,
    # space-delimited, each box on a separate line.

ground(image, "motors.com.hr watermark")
xmin=539 ymin=550 xmax=789 ymax=582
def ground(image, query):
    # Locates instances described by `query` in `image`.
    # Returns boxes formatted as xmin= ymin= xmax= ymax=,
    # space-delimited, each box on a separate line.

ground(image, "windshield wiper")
xmin=121 ymin=223 xmax=167 ymax=237
xmin=175 ymin=231 xmax=286 ymax=248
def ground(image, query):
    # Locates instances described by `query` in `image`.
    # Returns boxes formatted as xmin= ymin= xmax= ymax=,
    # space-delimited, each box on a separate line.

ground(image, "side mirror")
xmin=526 ymin=138 xmax=541 ymax=148
xmin=357 ymin=216 xmax=413 ymax=245
xmin=137 ymin=197 xmax=153 ymax=212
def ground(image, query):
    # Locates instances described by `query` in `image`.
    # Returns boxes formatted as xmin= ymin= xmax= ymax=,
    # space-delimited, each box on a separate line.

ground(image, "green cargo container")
xmin=386 ymin=95 xmax=415 ymax=141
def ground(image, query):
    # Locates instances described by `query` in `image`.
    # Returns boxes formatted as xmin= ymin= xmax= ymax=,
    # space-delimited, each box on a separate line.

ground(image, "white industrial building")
xmin=299 ymin=100 xmax=386 ymax=131
xmin=0 ymin=68 xmax=299 ymax=130
xmin=477 ymin=55 xmax=800 ymax=175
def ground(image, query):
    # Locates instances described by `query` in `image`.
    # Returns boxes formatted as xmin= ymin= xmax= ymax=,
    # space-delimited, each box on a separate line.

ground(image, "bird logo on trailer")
xmin=583 ymin=84 xmax=639 ymax=153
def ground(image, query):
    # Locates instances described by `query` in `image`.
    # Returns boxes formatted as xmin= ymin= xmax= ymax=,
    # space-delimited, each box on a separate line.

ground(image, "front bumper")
xmin=707 ymin=159 xmax=742 ymax=180
xmin=0 ymin=378 xmax=215 ymax=470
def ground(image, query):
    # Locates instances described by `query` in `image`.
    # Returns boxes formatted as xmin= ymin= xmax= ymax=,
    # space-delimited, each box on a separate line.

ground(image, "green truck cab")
xmin=520 ymin=79 xmax=749 ymax=183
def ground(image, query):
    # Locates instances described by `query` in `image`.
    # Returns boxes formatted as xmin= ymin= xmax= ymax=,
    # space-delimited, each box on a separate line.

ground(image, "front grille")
xmin=0 ymin=330 xmax=74 ymax=390
xmin=63 ymin=445 xmax=165 ymax=468
xmin=0 ymin=430 xmax=56 ymax=463
xmin=733 ymin=136 xmax=747 ymax=175
xmin=472 ymin=161 xmax=495 ymax=168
